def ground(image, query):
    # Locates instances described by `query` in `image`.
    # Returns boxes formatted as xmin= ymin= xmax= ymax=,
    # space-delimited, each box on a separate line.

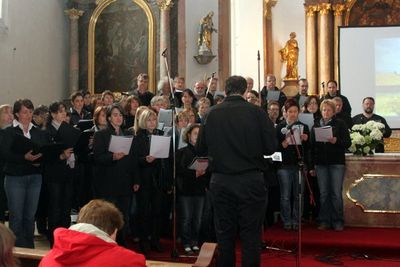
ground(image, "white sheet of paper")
xmin=264 ymin=152 xmax=282 ymax=162
xmin=286 ymin=125 xmax=303 ymax=145
xmin=266 ymin=90 xmax=280 ymax=101
xmin=157 ymin=122 xmax=165 ymax=130
xmin=150 ymin=135 xmax=171 ymax=158
xmin=188 ymin=157 xmax=209 ymax=171
xmin=314 ymin=126 xmax=333 ymax=142
xmin=108 ymin=135 xmax=133 ymax=155
xmin=158 ymin=109 xmax=173 ymax=127
xmin=178 ymin=128 xmax=187 ymax=149
xmin=299 ymin=113 xmax=314 ymax=131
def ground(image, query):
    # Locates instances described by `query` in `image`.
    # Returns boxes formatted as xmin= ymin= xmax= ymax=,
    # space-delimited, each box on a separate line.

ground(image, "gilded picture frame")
xmin=87 ymin=0 xmax=156 ymax=94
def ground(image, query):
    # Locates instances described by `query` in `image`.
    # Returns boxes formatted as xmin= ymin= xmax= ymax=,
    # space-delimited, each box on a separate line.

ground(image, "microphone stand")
xmin=257 ymin=50 xmax=262 ymax=105
xmin=286 ymin=124 xmax=314 ymax=267
xmin=205 ymin=72 xmax=216 ymax=101
xmin=162 ymin=49 xmax=196 ymax=260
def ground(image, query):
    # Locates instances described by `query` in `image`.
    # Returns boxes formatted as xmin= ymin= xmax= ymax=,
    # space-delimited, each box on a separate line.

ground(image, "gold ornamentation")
xmin=384 ymin=138 xmax=400 ymax=153
xmin=346 ymin=174 xmax=400 ymax=214
xmin=332 ymin=4 xmax=346 ymax=17
xmin=64 ymin=8 xmax=84 ymax=19
xmin=318 ymin=3 xmax=331 ymax=15
xmin=344 ymin=0 xmax=357 ymax=26
xmin=305 ymin=5 xmax=318 ymax=17
xmin=87 ymin=0 xmax=156 ymax=94
xmin=279 ymin=32 xmax=299 ymax=80
xmin=264 ymin=0 xmax=277 ymax=20
xmin=157 ymin=0 xmax=174 ymax=11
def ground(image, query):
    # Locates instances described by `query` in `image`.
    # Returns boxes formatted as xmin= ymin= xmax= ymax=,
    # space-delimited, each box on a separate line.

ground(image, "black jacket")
xmin=196 ymin=95 xmax=277 ymax=174
xmin=276 ymin=121 xmax=310 ymax=169
xmin=176 ymin=143 xmax=209 ymax=195
xmin=310 ymin=117 xmax=351 ymax=166
xmin=93 ymin=126 xmax=136 ymax=197
xmin=69 ymin=107 xmax=92 ymax=126
xmin=132 ymin=129 xmax=172 ymax=191
xmin=1 ymin=125 xmax=46 ymax=176
xmin=260 ymin=86 xmax=287 ymax=109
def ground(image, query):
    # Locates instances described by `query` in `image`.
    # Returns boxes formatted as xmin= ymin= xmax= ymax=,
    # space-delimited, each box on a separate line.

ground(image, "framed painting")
xmin=88 ymin=0 xmax=156 ymax=94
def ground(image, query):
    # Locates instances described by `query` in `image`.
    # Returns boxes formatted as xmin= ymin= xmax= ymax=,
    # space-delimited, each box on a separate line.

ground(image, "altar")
xmin=344 ymin=153 xmax=400 ymax=228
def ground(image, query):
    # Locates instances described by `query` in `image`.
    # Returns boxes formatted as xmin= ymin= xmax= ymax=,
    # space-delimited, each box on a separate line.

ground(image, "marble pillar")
xmin=263 ymin=0 xmax=277 ymax=77
xmin=317 ymin=3 xmax=332 ymax=96
xmin=65 ymin=8 xmax=84 ymax=95
xmin=158 ymin=0 xmax=174 ymax=79
xmin=333 ymin=4 xmax=345 ymax=83
xmin=305 ymin=5 xmax=318 ymax=95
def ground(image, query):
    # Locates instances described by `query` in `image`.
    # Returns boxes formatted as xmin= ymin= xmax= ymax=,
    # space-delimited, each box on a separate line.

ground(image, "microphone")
xmin=281 ymin=127 xmax=289 ymax=135
xmin=161 ymin=48 xmax=167 ymax=57
xmin=321 ymin=82 xmax=325 ymax=88
xmin=257 ymin=50 xmax=260 ymax=61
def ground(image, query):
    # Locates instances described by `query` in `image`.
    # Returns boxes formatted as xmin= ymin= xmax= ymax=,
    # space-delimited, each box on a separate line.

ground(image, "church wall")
xmin=228 ymin=0 xmax=305 ymax=89
xmin=0 ymin=0 xmax=68 ymax=106
xmin=230 ymin=0 xmax=265 ymax=86
xmin=185 ymin=0 xmax=218 ymax=89
xmin=272 ymin=0 xmax=306 ymax=87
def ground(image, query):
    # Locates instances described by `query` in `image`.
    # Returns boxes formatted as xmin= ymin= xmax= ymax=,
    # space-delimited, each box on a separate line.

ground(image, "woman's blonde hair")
xmin=132 ymin=106 xmax=150 ymax=134
xmin=320 ymin=99 xmax=336 ymax=114
xmin=0 ymin=224 xmax=18 ymax=267
xmin=0 ymin=104 xmax=12 ymax=128
xmin=137 ymin=108 xmax=158 ymax=130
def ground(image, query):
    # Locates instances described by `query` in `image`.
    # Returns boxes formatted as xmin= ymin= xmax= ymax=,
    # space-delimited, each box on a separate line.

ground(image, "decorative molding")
xmin=332 ymin=3 xmax=345 ymax=16
xmin=305 ymin=5 xmax=318 ymax=17
xmin=347 ymin=174 xmax=400 ymax=214
xmin=263 ymin=0 xmax=277 ymax=20
xmin=157 ymin=0 xmax=173 ymax=11
xmin=64 ymin=8 xmax=84 ymax=20
xmin=318 ymin=3 xmax=331 ymax=15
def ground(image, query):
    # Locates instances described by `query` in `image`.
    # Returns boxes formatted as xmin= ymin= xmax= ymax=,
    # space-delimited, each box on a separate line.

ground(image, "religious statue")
xmin=198 ymin=11 xmax=217 ymax=55
xmin=279 ymin=32 xmax=299 ymax=80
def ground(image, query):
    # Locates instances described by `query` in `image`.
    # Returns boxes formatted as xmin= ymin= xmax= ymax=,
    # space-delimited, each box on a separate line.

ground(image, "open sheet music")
xmin=108 ymin=135 xmax=133 ymax=155
xmin=149 ymin=135 xmax=171 ymax=158
xmin=188 ymin=157 xmax=209 ymax=171
xmin=314 ymin=126 xmax=333 ymax=142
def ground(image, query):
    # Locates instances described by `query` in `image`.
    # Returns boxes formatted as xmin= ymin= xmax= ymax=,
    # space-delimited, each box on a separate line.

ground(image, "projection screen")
xmin=339 ymin=25 xmax=400 ymax=129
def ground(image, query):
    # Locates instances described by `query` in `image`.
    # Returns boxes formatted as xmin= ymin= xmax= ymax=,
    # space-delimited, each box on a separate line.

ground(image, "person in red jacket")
xmin=39 ymin=199 xmax=146 ymax=267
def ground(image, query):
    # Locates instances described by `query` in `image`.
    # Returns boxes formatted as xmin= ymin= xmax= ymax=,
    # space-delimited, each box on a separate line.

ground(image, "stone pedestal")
xmin=344 ymin=154 xmax=400 ymax=228
xmin=281 ymin=79 xmax=298 ymax=98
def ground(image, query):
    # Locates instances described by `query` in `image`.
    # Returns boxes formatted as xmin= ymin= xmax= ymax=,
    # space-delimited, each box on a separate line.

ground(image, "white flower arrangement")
xmin=348 ymin=121 xmax=385 ymax=156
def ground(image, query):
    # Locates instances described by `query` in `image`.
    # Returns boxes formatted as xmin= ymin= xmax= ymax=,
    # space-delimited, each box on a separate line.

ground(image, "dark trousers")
xmin=210 ymin=172 xmax=267 ymax=267
xmin=101 ymin=194 xmax=131 ymax=247
xmin=47 ymin=180 xmax=73 ymax=246
xmin=137 ymin=187 xmax=164 ymax=243
xmin=0 ymin=174 xmax=7 ymax=222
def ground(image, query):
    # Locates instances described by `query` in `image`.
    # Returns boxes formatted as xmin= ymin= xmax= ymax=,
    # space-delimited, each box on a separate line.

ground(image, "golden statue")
xmin=198 ymin=11 xmax=217 ymax=54
xmin=279 ymin=32 xmax=299 ymax=80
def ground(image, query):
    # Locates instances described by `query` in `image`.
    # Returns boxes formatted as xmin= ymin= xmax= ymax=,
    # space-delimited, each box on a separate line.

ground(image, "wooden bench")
xmin=14 ymin=242 xmax=217 ymax=267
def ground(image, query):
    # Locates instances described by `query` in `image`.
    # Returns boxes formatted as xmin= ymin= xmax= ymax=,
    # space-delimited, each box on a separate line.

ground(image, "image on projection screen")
xmin=375 ymin=38 xmax=400 ymax=118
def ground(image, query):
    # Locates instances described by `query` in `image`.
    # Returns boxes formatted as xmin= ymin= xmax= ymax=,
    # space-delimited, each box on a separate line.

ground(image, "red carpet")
xmin=128 ymin=224 xmax=400 ymax=266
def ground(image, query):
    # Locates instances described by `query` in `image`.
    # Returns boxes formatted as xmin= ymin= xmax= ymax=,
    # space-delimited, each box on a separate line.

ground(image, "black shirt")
xmin=196 ymin=95 xmax=276 ymax=174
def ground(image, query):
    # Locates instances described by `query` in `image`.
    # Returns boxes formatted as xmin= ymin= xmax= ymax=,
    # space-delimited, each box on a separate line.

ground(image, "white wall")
xmin=272 ymin=0 xmax=305 ymax=87
xmin=230 ymin=0 xmax=305 ymax=88
xmin=0 ymin=0 xmax=68 ymax=107
xmin=185 ymin=0 xmax=218 ymax=88
xmin=230 ymin=0 xmax=265 ymax=87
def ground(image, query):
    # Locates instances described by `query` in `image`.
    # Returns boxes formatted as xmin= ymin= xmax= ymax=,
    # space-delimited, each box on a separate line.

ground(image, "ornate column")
xmin=158 ymin=0 xmax=174 ymax=79
xmin=333 ymin=4 xmax=346 ymax=83
xmin=65 ymin=8 xmax=84 ymax=94
xmin=317 ymin=3 xmax=332 ymax=96
xmin=305 ymin=5 xmax=318 ymax=95
xmin=263 ymin=0 xmax=277 ymax=77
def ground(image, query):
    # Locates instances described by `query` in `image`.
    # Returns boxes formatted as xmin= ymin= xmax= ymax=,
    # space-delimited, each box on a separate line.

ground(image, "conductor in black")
xmin=196 ymin=75 xmax=277 ymax=267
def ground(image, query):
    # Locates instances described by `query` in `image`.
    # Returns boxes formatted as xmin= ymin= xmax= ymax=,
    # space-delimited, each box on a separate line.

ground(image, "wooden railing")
xmin=14 ymin=242 xmax=217 ymax=267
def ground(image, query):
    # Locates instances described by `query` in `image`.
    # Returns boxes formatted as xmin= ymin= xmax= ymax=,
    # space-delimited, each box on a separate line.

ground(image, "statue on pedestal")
xmin=194 ymin=11 xmax=217 ymax=64
xmin=279 ymin=32 xmax=299 ymax=80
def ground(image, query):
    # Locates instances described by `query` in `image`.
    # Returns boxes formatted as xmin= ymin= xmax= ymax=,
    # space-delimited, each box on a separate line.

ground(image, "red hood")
xmin=46 ymin=228 xmax=116 ymax=265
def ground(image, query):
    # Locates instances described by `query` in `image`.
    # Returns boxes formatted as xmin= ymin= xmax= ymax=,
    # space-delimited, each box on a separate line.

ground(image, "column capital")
xmin=305 ymin=5 xmax=318 ymax=17
xmin=157 ymin=0 xmax=174 ymax=11
xmin=264 ymin=0 xmax=277 ymax=20
xmin=332 ymin=3 xmax=346 ymax=17
xmin=318 ymin=3 xmax=331 ymax=15
xmin=64 ymin=8 xmax=84 ymax=20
